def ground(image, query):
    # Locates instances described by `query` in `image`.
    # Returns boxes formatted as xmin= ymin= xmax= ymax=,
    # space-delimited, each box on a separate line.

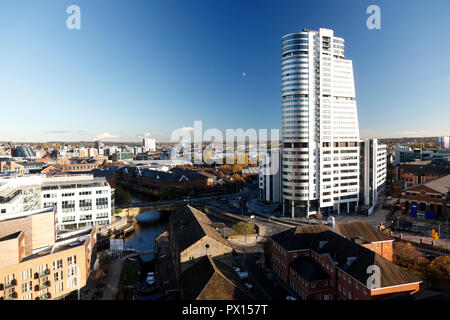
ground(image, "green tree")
xmin=232 ymin=222 xmax=256 ymax=240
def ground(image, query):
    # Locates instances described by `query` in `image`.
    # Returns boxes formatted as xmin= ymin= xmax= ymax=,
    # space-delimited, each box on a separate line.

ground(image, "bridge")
xmin=117 ymin=191 xmax=255 ymax=218
xmin=121 ymin=248 xmax=156 ymax=260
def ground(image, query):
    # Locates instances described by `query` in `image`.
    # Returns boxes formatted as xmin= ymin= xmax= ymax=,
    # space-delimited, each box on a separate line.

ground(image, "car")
xmin=266 ymin=273 xmax=274 ymax=280
xmin=244 ymin=283 xmax=253 ymax=289
xmin=146 ymin=272 xmax=155 ymax=285
xmin=233 ymin=267 xmax=240 ymax=272
xmin=286 ymin=296 xmax=296 ymax=301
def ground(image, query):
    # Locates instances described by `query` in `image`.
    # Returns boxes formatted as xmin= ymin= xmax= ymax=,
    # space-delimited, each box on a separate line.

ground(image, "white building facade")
xmin=281 ymin=28 xmax=360 ymax=218
xmin=258 ymin=149 xmax=282 ymax=204
xmin=360 ymin=139 xmax=387 ymax=214
xmin=0 ymin=174 xmax=113 ymax=230
xmin=143 ymin=138 xmax=156 ymax=152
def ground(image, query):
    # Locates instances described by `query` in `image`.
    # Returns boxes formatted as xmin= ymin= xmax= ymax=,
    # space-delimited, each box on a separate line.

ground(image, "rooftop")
xmin=180 ymin=256 xmax=252 ymax=300
xmin=271 ymin=228 xmax=420 ymax=289
xmin=406 ymin=174 xmax=450 ymax=194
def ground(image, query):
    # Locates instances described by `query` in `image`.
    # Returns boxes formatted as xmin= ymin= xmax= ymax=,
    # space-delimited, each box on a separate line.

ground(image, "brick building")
xmin=399 ymin=174 xmax=450 ymax=218
xmin=116 ymin=166 xmax=216 ymax=190
xmin=180 ymin=256 xmax=252 ymax=300
xmin=168 ymin=205 xmax=233 ymax=282
xmin=270 ymin=222 xmax=420 ymax=300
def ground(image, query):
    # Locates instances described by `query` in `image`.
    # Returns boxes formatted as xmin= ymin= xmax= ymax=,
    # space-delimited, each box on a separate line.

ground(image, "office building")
xmin=281 ymin=28 xmax=360 ymax=217
xmin=0 ymin=174 xmax=113 ymax=230
xmin=438 ymin=136 xmax=450 ymax=149
xmin=359 ymin=139 xmax=387 ymax=214
xmin=143 ymin=138 xmax=156 ymax=153
xmin=258 ymin=149 xmax=282 ymax=204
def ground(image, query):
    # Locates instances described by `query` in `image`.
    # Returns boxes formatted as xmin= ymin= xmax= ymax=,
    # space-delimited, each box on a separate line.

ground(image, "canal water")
xmin=123 ymin=193 xmax=171 ymax=299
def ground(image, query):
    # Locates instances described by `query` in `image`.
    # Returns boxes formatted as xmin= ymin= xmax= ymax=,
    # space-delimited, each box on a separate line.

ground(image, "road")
xmin=244 ymin=253 xmax=293 ymax=300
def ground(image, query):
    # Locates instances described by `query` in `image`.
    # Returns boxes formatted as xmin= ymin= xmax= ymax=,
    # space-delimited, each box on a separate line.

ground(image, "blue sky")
xmin=0 ymin=0 xmax=449 ymax=142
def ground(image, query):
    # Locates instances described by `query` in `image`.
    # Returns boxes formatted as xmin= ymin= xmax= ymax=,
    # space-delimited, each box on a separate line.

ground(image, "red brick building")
xmin=399 ymin=174 xmax=450 ymax=218
xmin=271 ymin=222 xmax=421 ymax=300
xmin=392 ymin=160 xmax=450 ymax=197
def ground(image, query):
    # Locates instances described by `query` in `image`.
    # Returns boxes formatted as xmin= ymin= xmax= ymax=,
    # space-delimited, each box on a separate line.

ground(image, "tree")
xmin=429 ymin=256 xmax=450 ymax=278
xmin=314 ymin=212 xmax=323 ymax=220
xmin=430 ymin=229 xmax=440 ymax=240
xmin=98 ymin=251 xmax=111 ymax=273
xmin=232 ymin=222 xmax=257 ymax=241
xmin=393 ymin=242 xmax=424 ymax=270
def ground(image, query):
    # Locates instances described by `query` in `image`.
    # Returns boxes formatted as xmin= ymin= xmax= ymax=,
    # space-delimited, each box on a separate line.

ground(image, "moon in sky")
xmin=242 ymin=72 xmax=246 ymax=77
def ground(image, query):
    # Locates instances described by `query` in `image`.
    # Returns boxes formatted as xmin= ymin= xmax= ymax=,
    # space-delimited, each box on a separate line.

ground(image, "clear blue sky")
xmin=0 ymin=0 xmax=449 ymax=142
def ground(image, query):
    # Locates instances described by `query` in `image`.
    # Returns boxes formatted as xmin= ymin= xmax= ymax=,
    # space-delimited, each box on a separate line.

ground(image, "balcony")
xmin=36 ymin=269 xmax=51 ymax=278
xmin=4 ymin=279 xmax=17 ymax=289
xmin=36 ymin=292 xmax=51 ymax=300
xmin=6 ymin=292 xmax=18 ymax=300
xmin=41 ymin=280 xmax=51 ymax=289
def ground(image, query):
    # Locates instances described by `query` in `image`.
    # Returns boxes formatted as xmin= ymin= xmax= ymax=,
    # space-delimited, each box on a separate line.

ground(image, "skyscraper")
xmin=281 ymin=28 xmax=360 ymax=218
xmin=143 ymin=138 xmax=156 ymax=152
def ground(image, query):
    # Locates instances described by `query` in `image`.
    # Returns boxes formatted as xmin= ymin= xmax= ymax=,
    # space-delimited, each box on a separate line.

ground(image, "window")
xmin=67 ymin=255 xmax=77 ymax=266
xmin=79 ymin=199 xmax=92 ymax=211
xmin=21 ymin=281 xmax=32 ymax=293
xmin=21 ymin=268 xmax=32 ymax=281
xmin=55 ymin=282 xmax=64 ymax=293
xmin=53 ymin=259 xmax=63 ymax=270
xmin=96 ymin=197 xmax=108 ymax=209
xmin=62 ymin=200 xmax=75 ymax=213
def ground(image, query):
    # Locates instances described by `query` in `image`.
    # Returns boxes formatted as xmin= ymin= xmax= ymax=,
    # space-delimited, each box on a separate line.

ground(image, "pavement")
xmin=80 ymin=255 xmax=124 ymax=300
xmin=154 ymin=234 xmax=178 ymax=296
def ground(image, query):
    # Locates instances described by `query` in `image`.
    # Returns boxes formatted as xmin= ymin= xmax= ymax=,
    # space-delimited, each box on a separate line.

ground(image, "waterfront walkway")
xmin=155 ymin=233 xmax=178 ymax=296
xmin=80 ymin=255 xmax=124 ymax=300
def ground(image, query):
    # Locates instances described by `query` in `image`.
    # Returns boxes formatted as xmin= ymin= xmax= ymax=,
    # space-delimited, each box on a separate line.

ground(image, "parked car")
xmin=237 ymin=271 xmax=248 ymax=280
xmin=146 ymin=272 xmax=155 ymax=285
xmin=244 ymin=283 xmax=253 ymax=289
xmin=286 ymin=296 xmax=296 ymax=300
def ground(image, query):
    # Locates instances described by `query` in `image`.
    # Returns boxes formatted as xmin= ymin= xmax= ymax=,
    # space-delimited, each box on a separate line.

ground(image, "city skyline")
xmin=1 ymin=0 xmax=449 ymax=142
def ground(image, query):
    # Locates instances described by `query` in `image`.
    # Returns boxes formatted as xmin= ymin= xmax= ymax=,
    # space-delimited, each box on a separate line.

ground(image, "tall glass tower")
xmin=281 ymin=28 xmax=360 ymax=218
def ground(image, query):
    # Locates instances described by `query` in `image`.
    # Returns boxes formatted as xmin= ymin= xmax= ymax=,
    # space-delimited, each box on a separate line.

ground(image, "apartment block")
xmin=0 ymin=208 xmax=96 ymax=300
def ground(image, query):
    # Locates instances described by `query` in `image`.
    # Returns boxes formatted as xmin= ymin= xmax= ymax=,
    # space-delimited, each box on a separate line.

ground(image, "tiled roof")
xmin=180 ymin=256 xmax=252 ymax=300
xmin=271 ymin=228 xmax=421 ymax=289
xmin=289 ymin=221 xmax=393 ymax=244
xmin=408 ymin=174 xmax=450 ymax=194
xmin=289 ymin=256 xmax=330 ymax=281
xmin=170 ymin=205 xmax=231 ymax=252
